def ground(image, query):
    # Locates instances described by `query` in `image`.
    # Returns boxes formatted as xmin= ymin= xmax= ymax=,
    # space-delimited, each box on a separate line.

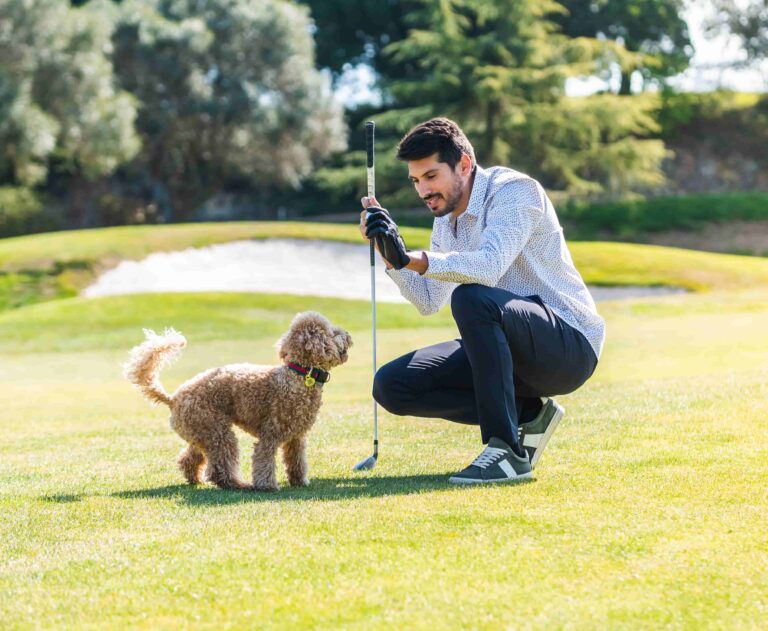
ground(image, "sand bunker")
xmin=82 ymin=239 xmax=686 ymax=303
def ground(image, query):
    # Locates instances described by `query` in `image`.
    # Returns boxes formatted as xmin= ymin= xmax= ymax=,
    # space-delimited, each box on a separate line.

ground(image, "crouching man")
xmin=359 ymin=117 xmax=605 ymax=484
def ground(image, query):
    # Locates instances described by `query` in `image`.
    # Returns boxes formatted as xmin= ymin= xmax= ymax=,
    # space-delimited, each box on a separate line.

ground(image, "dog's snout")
xmin=334 ymin=331 xmax=350 ymax=350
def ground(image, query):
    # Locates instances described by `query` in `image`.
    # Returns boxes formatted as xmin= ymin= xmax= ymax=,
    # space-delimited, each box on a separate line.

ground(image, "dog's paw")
xmin=288 ymin=476 xmax=310 ymax=487
xmin=252 ymin=483 xmax=279 ymax=493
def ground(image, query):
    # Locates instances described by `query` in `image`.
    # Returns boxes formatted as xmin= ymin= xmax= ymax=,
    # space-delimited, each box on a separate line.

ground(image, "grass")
xmin=0 ymin=222 xmax=419 ymax=310
xmin=4 ymin=222 xmax=768 ymax=312
xmin=1 ymin=282 xmax=768 ymax=628
xmin=1 ymin=226 xmax=768 ymax=627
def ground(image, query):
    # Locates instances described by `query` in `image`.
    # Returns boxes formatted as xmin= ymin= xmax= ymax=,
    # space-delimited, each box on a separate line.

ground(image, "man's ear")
xmin=459 ymin=153 xmax=472 ymax=177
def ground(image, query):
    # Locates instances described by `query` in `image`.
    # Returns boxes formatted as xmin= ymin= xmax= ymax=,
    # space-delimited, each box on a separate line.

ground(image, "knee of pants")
xmin=372 ymin=362 xmax=410 ymax=416
xmin=450 ymin=283 xmax=495 ymax=325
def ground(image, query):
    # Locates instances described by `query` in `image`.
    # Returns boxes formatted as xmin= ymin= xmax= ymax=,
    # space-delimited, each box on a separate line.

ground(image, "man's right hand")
xmin=360 ymin=196 xmax=395 ymax=269
xmin=365 ymin=207 xmax=411 ymax=270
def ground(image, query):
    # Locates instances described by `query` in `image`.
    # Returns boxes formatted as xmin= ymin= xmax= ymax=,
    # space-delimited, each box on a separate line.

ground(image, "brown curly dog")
xmin=123 ymin=312 xmax=352 ymax=491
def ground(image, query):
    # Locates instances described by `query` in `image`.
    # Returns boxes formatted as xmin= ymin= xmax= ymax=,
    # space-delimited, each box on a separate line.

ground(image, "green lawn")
xmin=4 ymin=222 xmax=768 ymax=311
xmin=1 ymin=230 xmax=767 ymax=628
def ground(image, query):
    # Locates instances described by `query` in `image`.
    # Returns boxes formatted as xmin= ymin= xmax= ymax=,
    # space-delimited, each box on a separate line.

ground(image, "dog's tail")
xmin=123 ymin=328 xmax=187 ymax=407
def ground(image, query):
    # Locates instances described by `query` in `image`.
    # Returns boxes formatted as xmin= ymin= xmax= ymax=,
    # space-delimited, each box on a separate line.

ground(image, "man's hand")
xmin=364 ymin=206 xmax=410 ymax=270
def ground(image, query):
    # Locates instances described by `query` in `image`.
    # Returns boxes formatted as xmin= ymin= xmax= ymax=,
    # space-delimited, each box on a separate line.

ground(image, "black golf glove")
xmin=364 ymin=207 xmax=410 ymax=270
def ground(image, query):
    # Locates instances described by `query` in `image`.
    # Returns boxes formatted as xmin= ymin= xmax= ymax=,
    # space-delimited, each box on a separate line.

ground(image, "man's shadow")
xmin=44 ymin=473 xmax=532 ymax=506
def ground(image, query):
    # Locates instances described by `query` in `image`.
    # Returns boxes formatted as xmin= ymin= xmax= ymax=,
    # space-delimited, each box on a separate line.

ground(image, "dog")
xmin=123 ymin=311 xmax=352 ymax=491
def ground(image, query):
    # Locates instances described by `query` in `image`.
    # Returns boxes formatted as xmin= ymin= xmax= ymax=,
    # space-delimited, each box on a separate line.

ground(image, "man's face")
xmin=407 ymin=153 xmax=471 ymax=218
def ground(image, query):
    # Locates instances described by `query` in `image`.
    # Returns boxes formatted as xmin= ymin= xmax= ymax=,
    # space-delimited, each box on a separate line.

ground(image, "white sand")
xmin=82 ymin=239 xmax=686 ymax=302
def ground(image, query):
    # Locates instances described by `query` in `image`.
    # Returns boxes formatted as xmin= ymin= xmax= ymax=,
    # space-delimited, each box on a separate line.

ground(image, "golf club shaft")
xmin=365 ymin=121 xmax=379 ymax=457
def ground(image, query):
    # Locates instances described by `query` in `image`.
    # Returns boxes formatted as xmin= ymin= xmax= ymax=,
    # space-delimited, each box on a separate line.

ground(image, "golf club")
xmin=353 ymin=120 xmax=379 ymax=471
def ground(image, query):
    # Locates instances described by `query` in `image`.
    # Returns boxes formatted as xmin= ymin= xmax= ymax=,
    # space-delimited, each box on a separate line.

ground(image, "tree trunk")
xmin=619 ymin=71 xmax=632 ymax=95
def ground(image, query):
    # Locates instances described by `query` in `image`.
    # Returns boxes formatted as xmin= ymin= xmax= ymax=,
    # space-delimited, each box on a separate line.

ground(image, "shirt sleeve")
xmin=384 ymin=227 xmax=456 ymax=316
xmin=423 ymin=178 xmax=545 ymax=286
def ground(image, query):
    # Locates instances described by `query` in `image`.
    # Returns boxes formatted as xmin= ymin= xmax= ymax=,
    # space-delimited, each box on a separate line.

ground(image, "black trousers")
xmin=372 ymin=284 xmax=598 ymax=457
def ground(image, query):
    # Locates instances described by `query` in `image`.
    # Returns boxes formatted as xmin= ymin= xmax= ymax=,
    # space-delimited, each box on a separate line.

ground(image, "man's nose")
xmin=417 ymin=182 xmax=432 ymax=198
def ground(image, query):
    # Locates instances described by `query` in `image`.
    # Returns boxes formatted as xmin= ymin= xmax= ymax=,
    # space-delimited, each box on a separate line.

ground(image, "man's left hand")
xmin=365 ymin=207 xmax=410 ymax=270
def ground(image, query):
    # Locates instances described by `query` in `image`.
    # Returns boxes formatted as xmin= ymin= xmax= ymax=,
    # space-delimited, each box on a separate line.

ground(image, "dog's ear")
xmin=275 ymin=333 xmax=288 ymax=362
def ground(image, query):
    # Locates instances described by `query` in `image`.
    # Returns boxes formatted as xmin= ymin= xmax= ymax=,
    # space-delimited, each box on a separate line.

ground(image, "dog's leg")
xmin=203 ymin=427 xmax=250 ymax=491
xmin=251 ymin=438 xmax=279 ymax=492
xmin=282 ymin=436 xmax=309 ymax=487
xmin=177 ymin=444 xmax=206 ymax=484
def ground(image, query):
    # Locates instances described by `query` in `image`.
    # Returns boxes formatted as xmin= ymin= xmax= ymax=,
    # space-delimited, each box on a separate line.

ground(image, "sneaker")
xmin=518 ymin=398 xmax=564 ymax=469
xmin=448 ymin=437 xmax=532 ymax=485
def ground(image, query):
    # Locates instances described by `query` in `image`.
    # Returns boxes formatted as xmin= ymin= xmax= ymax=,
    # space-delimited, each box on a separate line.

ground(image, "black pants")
xmin=372 ymin=284 xmax=598 ymax=458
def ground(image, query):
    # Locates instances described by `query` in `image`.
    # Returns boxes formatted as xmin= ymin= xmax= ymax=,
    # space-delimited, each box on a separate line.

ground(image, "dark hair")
xmin=396 ymin=117 xmax=475 ymax=170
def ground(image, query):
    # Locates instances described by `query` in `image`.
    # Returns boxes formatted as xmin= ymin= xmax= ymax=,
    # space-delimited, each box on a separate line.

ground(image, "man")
xmin=360 ymin=117 xmax=604 ymax=484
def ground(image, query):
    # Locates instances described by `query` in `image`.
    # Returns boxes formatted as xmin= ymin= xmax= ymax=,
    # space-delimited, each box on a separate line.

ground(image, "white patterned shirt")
xmin=385 ymin=165 xmax=606 ymax=358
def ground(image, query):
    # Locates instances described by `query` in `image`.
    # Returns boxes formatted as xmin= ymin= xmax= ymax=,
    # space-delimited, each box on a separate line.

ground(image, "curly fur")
xmin=123 ymin=312 xmax=352 ymax=491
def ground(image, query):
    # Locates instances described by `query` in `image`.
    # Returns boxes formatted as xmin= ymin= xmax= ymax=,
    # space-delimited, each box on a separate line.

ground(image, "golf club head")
xmin=353 ymin=454 xmax=377 ymax=471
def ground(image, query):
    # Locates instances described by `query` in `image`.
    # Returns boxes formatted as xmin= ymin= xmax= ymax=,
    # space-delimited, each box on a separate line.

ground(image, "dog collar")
xmin=287 ymin=362 xmax=330 ymax=388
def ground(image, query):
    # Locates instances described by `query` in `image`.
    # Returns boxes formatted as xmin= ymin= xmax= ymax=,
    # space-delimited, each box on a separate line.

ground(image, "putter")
xmin=353 ymin=120 xmax=379 ymax=471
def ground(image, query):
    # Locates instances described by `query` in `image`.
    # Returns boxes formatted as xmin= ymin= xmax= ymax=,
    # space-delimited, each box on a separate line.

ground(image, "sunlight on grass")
xmin=3 ymin=223 xmax=768 ymax=314
xmin=1 ymin=285 xmax=767 ymax=628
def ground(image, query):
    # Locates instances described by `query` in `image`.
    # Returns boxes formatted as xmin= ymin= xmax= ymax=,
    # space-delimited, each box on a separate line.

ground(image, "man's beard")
xmin=424 ymin=177 xmax=464 ymax=217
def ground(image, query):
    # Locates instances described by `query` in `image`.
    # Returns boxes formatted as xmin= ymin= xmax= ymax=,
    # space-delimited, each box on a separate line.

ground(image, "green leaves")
xmin=374 ymin=0 xmax=668 ymax=200
xmin=0 ymin=0 xmax=141 ymax=185
xmin=111 ymin=0 xmax=346 ymax=212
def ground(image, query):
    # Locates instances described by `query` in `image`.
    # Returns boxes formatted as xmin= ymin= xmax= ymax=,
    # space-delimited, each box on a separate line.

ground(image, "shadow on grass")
xmin=43 ymin=474 xmax=534 ymax=505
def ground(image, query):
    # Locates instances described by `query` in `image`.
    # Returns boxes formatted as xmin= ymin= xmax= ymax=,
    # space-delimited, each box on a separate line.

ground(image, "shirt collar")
xmin=447 ymin=165 xmax=487 ymax=222
xmin=434 ymin=165 xmax=488 ymax=226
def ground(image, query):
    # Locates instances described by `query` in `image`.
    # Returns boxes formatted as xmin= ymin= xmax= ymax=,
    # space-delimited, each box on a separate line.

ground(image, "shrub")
xmin=0 ymin=187 xmax=62 ymax=238
xmin=561 ymin=191 xmax=768 ymax=238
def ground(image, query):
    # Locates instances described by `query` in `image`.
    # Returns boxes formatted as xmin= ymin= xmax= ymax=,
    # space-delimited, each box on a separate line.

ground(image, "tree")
xmin=709 ymin=0 xmax=768 ymax=63
xmin=0 ymin=0 xmax=140 ymax=186
xmin=555 ymin=0 xmax=693 ymax=94
xmin=111 ymin=0 xmax=347 ymax=218
xmin=373 ymin=0 xmax=667 ymax=199
xmin=296 ymin=0 xmax=419 ymax=78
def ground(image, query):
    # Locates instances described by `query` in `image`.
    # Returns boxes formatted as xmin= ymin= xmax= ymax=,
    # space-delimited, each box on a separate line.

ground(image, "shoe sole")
xmin=527 ymin=404 xmax=564 ymax=469
xmin=448 ymin=472 xmax=533 ymax=485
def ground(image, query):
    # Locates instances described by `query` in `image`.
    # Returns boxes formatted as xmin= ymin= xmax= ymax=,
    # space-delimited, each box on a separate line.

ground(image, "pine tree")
xmin=376 ymin=0 xmax=667 ymax=199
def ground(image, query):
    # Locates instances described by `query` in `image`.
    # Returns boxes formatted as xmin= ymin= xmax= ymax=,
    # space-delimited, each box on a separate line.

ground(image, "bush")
xmin=0 ymin=187 xmax=62 ymax=238
xmin=656 ymin=90 xmax=762 ymax=138
xmin=561 ymin=191 xmax=768 ymax=239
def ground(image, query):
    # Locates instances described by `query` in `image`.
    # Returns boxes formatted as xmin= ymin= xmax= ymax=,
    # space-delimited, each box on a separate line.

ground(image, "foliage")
xmin=709 ymin=0 xmax=768 ymax=63
xmin=556 ymin=0 xmax=693 ymax=94
xmin=506 ymin=95 xmax=668 ymax=198
xmin=654 ymin=89 xmax=764 ymax=136
xmin=0 ymin=186 xmax=61 ymax=238
xmin=0 ymin=0 xmax=140 ymax=186
xmin=370 ymin=0 xmax=666 ymax=200
xmin=562 ymin=191 xmax=768 ymax=238
xmin=110 ymin=0 xmax=347 ymax=218
xmin=296 ymin=0 xmax=421 ymax=80
xmin=301 ymin=0 xmax=693 ymax=96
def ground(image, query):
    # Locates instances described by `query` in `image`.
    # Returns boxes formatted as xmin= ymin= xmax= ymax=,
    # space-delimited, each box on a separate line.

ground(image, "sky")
xmin=669 ymin=0 xmax=768 ymax=92
xmin=568 ymin=0 xmax=768 ymax=95
xmin=333 ymin=0 xmax=767 ymax=105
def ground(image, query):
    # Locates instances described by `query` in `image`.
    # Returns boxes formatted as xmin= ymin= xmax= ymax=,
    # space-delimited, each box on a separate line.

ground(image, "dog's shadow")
xmin=44 ymin=473 xmax=532 ymax=506
xmin=111 ymin=474 xmax=459 ymax=505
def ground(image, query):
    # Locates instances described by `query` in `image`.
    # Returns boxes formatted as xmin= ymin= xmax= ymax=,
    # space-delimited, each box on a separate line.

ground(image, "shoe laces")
xmin=471 ymin=446 xmax=507 ymax=469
